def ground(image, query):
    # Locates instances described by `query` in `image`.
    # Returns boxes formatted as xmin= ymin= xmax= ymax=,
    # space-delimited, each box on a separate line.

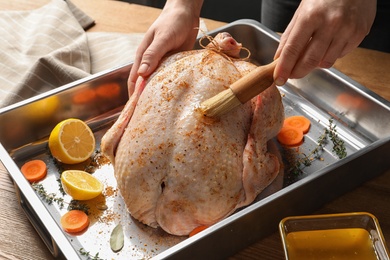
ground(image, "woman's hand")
xmin=128 ymin=0 xmax=203 ymax=94
xmin=273 ymin=0 xmax=376 ymax=86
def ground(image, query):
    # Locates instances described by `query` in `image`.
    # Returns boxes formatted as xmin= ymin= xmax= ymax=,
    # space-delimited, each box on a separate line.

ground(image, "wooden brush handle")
xmin=230 ymin=59 xmax=277 ymax=104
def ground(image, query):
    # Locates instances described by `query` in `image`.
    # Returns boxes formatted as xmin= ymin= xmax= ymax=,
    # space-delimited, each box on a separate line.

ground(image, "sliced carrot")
xmin=20 ymin=159 xmax=47 ymax=183
xmin=72 ymin=88 xmax=96 ymax=105
xmin=336 ymin=93 xmax=365 ymax=110
xmin=96 ymin=83 xmax=121 ymax=99
xmin=60 ymin=210 xmax=90 ymax=233
xmin=189 ymin=225 xmax=208 ymax=237
xmin=283 ymin=115 xmax=311 ymax=134
xmin=277 ymin=126 xmax=304 ymax=147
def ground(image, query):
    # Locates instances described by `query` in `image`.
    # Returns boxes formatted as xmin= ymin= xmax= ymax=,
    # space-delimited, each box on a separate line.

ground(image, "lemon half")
xmin=25 ymin=96 xmax=60 ymax=121
xmin=49 ymin=118 xmax=95 ymax=164
xmin=61 ymin=170 xmax=103 ymax=200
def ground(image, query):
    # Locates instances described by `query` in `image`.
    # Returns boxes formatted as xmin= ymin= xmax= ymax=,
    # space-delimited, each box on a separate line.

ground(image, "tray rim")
xmin=0 ymin=143 xmax=80 ymax=259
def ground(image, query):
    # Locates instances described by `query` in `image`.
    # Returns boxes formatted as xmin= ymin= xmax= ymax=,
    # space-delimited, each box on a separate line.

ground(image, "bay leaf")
xmin=110 ymin=223 xmax=124 ymax=252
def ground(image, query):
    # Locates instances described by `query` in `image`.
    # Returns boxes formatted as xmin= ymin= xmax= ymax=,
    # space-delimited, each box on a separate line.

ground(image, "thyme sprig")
xmin=79 ymin=248 xmax=103 ymax=260
xmin=84 ymin=150 xmax=102 ymax=173
xmin=56 ymin=177 xmax=66 ymax=196
xmin=68 ymin=200 xmax=90 ymax=214
xmin=288 ymin=118 xmax=347 ymax=175
xmin=326 ymin=119 xmax=347 ymax=159
xmin=32 ymin=183 xmax=65 ymax=208
xmin=32 ymin=183 xmax=90 ymax=214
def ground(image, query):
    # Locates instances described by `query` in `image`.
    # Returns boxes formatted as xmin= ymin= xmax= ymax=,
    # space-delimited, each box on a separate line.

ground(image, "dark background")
xmin=120 ymin=0 xmax=262 ymax=23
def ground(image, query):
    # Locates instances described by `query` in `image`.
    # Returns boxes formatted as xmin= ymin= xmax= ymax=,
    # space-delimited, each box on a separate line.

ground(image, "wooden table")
xmin=0 ymin=1 xmax=389 ymax=259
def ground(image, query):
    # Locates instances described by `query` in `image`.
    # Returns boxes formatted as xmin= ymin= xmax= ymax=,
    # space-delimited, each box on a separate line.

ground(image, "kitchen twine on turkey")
xmin=196 ymin=28 xmax=251 ymax=64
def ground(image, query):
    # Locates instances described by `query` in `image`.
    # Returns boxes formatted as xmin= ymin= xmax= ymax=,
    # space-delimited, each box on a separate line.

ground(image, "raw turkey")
xmin=101 ymin=32 xmax=284 ymax=236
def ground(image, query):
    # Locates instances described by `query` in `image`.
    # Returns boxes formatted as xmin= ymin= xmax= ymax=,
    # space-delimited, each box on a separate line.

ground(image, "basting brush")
xmin=200 ymin=59 xmax=277 ymax=117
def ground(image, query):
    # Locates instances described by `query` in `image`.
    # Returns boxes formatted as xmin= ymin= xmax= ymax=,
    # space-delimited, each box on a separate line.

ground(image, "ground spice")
xmin=97 ymin=209 xmax=121 ymax=224
xmin=104 ymin=186 xmax=117 ymax=197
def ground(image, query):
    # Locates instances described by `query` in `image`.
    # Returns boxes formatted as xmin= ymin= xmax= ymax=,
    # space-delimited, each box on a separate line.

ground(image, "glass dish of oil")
xmin=279 ymin=212 xmax=389 ymax=260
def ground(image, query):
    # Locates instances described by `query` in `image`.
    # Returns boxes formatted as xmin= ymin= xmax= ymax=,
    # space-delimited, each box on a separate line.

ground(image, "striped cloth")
xmin=0 ymin=0 xmax=145 ymax=108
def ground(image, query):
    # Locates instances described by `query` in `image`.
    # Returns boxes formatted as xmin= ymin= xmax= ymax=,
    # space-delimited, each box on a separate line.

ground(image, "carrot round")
xmin=60 ymin=210 xmax=90 ymax=233
xmin=277 ymin=126 xmax=304 ymax=147
xmin=96 ymin=83 xmax=121 ymax=99
xmin=189 ymin=225 xmax=208 ymax=237
xmin=283 ymin=115 xmax=311 ymax=134
xmin=336 ymin=93 xmax=364 ymax=110
xmin=72 ymin=88 xmax=96 ymax=105
xmin=20 ymin=159 xmax=47 ymax=183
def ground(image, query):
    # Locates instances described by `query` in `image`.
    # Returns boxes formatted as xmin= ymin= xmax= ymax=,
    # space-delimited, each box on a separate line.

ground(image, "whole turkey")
xmin=101 ymin=32 xmax=284 ymax=236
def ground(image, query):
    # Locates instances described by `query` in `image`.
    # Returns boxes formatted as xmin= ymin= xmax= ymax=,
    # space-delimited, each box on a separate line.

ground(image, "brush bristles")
xmin=200 ymin=88 xmax=242 ymax=117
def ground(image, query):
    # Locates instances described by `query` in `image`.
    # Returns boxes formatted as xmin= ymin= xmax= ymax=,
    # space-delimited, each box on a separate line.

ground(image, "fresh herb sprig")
xmin=68 ymin=200 xmax=90 ymax=214
xmin=32 ymin=183 xmax=90 ymax=214
xmin=32 ymin=183 xmax=65 ymax=208
xmin=326 ymin=119 xmax=347 ymax=159
xmin=288 ymin=118 xmax=347 ymax=175
xmin=56 ymin=178 xmax=66 ymax=196
xmin=79 ymin=248 xmax=103 ymax=260
xmin=84 ymin=150 xmax=102 ymax=173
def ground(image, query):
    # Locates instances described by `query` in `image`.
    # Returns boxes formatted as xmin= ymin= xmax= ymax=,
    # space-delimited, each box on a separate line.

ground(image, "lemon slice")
xmin=49 ymin=118 xmax=95 ymax=164
xmin=61 ymin=170 xmax=103 ymax=200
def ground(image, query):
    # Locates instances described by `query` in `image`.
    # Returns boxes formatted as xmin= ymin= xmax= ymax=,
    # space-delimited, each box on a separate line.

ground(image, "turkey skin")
xmin=101 ymin=32 xmax=284 ymax=236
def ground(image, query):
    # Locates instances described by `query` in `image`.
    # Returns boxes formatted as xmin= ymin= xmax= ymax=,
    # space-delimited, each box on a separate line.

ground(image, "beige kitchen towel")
xmin=0 ymin=0 xmax=143 ymax=108
xmin=87 ymin=32 xmax=144 ymax=74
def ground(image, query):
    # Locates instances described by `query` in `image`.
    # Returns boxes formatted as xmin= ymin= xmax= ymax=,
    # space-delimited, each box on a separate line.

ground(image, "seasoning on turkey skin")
xmin=101 ymin=32 xmax=284 ymax=236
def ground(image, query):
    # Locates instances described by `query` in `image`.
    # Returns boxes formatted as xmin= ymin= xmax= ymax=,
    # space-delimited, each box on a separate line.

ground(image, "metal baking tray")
xmin=1 ymin=20 xmax=390 ymax=259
